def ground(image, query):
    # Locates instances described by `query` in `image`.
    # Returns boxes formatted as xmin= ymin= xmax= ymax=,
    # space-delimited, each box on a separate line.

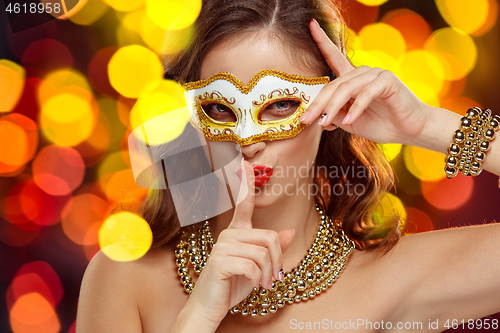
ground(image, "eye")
xmin=276 ymin=100 xmax=290 ymax=110
xmin=202 ymin=103 xmax=237 ymax=122
xmin=260 ymin=99 xmax=301 ymax=121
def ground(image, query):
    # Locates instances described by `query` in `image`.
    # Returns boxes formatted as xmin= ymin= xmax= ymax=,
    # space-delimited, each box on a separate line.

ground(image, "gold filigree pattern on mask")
xmin=252 ymin=87 xmax=301 ymax=107
xmin=195 ymin=90 xmax=236 ymax=105
xmin=183 ymin=69 xmax=330 ymax=94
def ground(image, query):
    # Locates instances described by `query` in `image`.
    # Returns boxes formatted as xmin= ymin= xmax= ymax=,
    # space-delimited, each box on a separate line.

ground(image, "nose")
xmin=239 ymin=141 xmax=266 ymax=159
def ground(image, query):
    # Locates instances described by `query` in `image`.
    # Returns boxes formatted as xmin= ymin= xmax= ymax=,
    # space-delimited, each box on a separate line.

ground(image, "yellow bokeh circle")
xmin=40 ymin=93 xmax=96 ymax=146
xmin=368 ymin=50 xmax=400 ymax=74
xmin=140 ymin=12 xmax=194 ymax=54
xmin=405 ymin=81 xmax=440 ymax=107
xmin=403 ymin=145 xmax=445 ymax=181
xmin=373 ymin=192 xmax=406 ymax=228
xmin=129 ymin=79 xmax=190 ymax=146
xmin=350 ymin=49 xmax=401 ymax=74
xmin=358 ymin=23 xmax=406 ymax=60
xmin=425 ymin=28 xmax=477 ymax=80
xmin=104 ymin=0 xmax=143 ymax=12
xmin=398 ymin=50 xmax=444 ymax=96
xmin=130 ymin=79 xmax=187 ymax=130
xmin=349 ymin=49 xmax=382 ymax=69
xmin=0 ymin=59 xmax=25 ymax=112
xmin=108 ymin=45 xmax=164 ymax=98
xmin=99 ymin=212 xmax=153 ymax=262
xmin=116 ymin=10 xmax=144 ymax=48
xmin=378 ymin=143 xmax=402 ymax=161
xmin=357 ymin=0 xmax=389 ymax=6
xmin=68 ymin=0 xmax=109 ymax=25
xmin=345 ymin=28 xmax=361 ymax=57
xmin=39 ymin=68 xmax=91 ymax=105
xmin=118 ymin=9 xmax=143 ymax=32
xmin=139 ymin=10 xmax=165 ymax=53
xmin=436 ymin=0 xmax=490 ymax=34
xmin=145 ymin=0 xmax=201 ymax=30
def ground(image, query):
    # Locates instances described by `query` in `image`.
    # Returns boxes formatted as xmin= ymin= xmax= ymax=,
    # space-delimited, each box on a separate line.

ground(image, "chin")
xmin=254 ymin=186 xmax=279 ymax=209
xmin=253 ymin=184 xmax=286 ymax=209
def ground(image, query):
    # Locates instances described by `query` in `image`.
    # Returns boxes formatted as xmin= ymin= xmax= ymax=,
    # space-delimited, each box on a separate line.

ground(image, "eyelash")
xmin=266 ymin=100 xmax=299 ymax=112
xmin=202 ymin=99 xmax=300 ymax=122
xmin=202 ymin=103 xmax=236 ymax=121
xmin=260 ymin=100 xmax=300 ymax=120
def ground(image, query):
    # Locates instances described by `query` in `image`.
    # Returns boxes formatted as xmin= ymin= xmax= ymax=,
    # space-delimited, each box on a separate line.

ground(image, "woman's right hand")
xmin=183 ymin=159 xmax=295 ymax=329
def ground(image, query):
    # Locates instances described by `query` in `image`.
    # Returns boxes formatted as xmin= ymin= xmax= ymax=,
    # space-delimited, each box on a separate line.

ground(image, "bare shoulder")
xmin=377 ymin=223 xmax=500 ymax=269
xmin=77 ymin=244 xmax=189 ymax=333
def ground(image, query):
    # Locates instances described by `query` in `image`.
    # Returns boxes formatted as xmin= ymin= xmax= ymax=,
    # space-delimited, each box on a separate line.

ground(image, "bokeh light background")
xmin=1 ymin=0 xmax=500 ymax=331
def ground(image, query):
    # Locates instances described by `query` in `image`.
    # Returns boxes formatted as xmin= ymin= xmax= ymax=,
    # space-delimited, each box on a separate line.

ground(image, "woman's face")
xmin=200 ymin=32 xmax=325 ymax=209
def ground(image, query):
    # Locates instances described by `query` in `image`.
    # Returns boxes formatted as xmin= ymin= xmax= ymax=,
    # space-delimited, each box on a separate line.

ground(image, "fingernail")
xmin=291 ymin=229 xmax=296 ymax=236
xmin=312 ymin=18 xmax=319 ymax=27
xmin=279 ymin=268 xmax=284 ymax=282
xmin=267 ymin=281 xmax=273 ymax=289
xmin=299 ymin=111 xmax=310 ymax=123
xmin=342 ymin=114 xmax=351 ymax=124
xmin=318 ymin=113 xmax=327 ymax=125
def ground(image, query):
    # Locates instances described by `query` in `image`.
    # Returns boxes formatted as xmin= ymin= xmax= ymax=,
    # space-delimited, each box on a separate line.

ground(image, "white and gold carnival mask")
xmin=183 ymin=70 xmax=330 ymax=145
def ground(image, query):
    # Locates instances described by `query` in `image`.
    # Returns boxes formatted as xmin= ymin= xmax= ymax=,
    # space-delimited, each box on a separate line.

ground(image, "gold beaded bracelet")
xmin=444 ymin=107 xmax=499 ymax=179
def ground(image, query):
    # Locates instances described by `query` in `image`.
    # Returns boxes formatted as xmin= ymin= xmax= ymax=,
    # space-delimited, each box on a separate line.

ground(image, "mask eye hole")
xmin=202 ymin=103 xmax=237 ymax=122
xmin=259 ymin=99 xmax=301 ymax=121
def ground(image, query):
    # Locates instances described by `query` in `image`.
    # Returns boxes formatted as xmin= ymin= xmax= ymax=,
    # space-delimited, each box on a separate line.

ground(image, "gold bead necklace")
xmin=175 ymin=205 xmax=355 ymax=317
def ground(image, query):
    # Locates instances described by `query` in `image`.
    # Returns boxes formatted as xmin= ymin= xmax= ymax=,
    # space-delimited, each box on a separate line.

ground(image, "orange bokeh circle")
xmin=421 ymin=176 xmax=474 ymax=210
xmin=33 ymin=145 xmax=85 ymax=196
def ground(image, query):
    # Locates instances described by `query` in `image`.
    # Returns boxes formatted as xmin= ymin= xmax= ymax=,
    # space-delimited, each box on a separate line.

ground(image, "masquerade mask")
xmin=183 ymin=70 xmax=330 ymax=145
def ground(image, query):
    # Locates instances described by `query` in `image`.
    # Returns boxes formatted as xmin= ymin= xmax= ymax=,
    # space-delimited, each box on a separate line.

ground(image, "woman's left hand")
xmin=301 ymin=19 xmax=432 ymax=146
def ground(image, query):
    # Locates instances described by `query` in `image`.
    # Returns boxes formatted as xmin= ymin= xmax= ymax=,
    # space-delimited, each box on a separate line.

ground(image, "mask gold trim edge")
xmin=189 ymin=118 xmax=307 ymax=146
xmin=182 ymin=69 xmax=330 ymax=94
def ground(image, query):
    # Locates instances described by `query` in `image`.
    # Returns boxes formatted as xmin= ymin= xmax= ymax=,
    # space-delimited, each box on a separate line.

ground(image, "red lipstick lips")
xmin=252 ymin=164 xmax=274 ymax=187
xmin=236 ymin=164 xmax=274 ymax=187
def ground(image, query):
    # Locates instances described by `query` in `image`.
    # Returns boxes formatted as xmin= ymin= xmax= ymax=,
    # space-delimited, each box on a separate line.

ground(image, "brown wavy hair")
xmin=139 ymin=0 xmax=402 ymax=253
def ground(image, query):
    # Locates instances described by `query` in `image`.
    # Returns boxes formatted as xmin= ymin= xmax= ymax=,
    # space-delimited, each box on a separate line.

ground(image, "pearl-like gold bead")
xmin=277 ymin=299 xmax=285 ymax=308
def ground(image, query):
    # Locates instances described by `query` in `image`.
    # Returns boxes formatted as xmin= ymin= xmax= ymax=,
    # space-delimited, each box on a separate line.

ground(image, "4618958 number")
xmin=444 ymin=318 xmax=499 ymax=330
xmin=5 ymin=2 xmax=61 ymax=14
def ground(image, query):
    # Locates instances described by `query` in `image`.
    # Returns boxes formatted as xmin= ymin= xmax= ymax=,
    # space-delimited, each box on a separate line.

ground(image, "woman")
xmin=76 ymin=0 xmax=500 ymax=332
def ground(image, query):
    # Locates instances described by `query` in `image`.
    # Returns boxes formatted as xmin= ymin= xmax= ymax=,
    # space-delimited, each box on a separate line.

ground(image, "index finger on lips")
xmin=229 ymin=159 xmax=255 ymax=229
xmin=309 ymin=19 xmax=353 ymax=77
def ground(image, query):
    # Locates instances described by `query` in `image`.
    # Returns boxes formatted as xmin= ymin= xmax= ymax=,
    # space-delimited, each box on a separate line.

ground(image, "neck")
xmin=211 ymin=179 xmax=321 ymax=271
